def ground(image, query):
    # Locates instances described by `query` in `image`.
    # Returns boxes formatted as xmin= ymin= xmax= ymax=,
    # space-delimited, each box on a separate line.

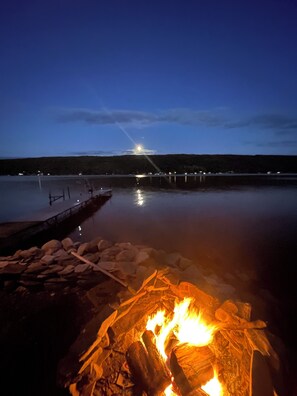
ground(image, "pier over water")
xmin=0 ymin=188 xmax=112 ymax=254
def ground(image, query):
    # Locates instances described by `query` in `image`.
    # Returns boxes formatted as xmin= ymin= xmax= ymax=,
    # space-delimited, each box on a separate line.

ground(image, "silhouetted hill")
xmin=0 ymin=154 xmax=297 ymax=175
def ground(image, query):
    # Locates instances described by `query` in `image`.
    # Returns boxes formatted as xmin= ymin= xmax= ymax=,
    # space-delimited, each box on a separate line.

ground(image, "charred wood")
xmin=170 ymin=345 xmax=215 ymax=395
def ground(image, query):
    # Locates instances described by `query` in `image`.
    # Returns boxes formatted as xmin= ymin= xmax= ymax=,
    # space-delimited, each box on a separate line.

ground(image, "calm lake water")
xmin=1 ymin=174 xmax=297 ymax=389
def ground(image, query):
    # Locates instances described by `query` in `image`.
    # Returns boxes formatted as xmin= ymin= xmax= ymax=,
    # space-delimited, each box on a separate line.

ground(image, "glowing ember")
xmin=146 ymin=297 xmax=217 ymax=359
xmin=201 ymin=371 xmax=223 ymax=396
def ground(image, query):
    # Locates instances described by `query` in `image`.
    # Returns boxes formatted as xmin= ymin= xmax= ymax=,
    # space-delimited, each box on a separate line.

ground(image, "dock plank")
xmin=0 ymin=189 xmax=112 ymax=253
xmin=17 ymin=189 xmax=111 ymax=222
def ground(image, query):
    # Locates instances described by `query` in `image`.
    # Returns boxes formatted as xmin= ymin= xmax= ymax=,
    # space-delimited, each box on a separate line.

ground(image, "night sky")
xmin=1 ymin=0 xmax=297 ymax=158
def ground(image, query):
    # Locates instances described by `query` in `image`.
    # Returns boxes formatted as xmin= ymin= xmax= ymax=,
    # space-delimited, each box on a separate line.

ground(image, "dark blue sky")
xmin=1 ymin=0 xmax=297 ymax=157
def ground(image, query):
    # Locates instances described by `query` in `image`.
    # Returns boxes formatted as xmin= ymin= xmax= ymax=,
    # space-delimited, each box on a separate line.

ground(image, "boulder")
xmin=83 ymin=252 xmax=101 ymax=264
xmin=58 ymin=265 xmax=75 ymax=276
xmin=77 ymin=243 xmax=88 ymax=256
xmin=0 ymin=263 xmax=25 ymax=274
xmin=41 ymin=255 xmax=55 ymax=265
xmin=74 ymin=264 xmax=90 ymax=273
xmin=54 ymin=249 xmax=70 ymax=260
xmin=115 ymin=248 xmax=137 ymax=262
xmin=25 ymin=262 xmax=47 ymax=274
xmin=62 ymin=237 xmax=74 ymax=251
xmin=41 ymin=265 xmax=64 ymax=275
xmin=135 ymin=251 xmax=150 ymax=264
xmin=178 ymin=257 xmax=193 ymax=270
xmin=41 ymin=239 xmax=62 ymax=253
xmin=165 ymin=252 xmax=181 ymax=268
xmin=97 ymin=239 xmax=112 ymax=251
xmin=100 ymin=246 xmax=122 ymax=261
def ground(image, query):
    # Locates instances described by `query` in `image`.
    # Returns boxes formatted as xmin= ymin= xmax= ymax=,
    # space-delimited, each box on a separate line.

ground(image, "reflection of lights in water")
xmin=136 ymin=189 xmax=145 ymax=206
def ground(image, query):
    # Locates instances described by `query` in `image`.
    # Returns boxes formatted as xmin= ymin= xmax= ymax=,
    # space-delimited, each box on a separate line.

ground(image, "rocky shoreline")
xmin=0 ymin=237 xmax=288 ymax=395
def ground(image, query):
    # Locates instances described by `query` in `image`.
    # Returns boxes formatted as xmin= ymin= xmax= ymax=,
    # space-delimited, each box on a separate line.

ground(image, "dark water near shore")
xmin=1 ymin=174 xmax=297 ymax=392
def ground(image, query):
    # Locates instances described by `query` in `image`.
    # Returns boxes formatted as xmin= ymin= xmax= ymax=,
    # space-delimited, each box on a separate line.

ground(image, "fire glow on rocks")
xmin=59 ymin=264 xmax=280 ymax=396
xmin=145 ymin=297 xmax=222 ymax=396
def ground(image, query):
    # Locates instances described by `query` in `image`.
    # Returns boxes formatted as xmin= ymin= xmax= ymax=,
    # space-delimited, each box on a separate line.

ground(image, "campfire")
xmin=58 ymin=268 xmax=280 ymax=396
xmin=127 ymin=297 xmax=222 ymax=396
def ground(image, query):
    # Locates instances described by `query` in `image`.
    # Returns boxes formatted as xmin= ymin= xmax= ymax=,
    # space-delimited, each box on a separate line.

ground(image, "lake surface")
xmin=1 ymin=174 xmax=297 ymax=390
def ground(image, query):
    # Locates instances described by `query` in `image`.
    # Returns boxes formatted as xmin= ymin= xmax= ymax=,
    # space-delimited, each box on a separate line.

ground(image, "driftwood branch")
xmin=71 ymin=251 xmax=127 ymax=287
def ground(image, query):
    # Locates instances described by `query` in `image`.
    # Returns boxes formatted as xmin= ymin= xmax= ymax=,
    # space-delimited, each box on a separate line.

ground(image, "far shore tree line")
xmin=0 ymin=154 xmax=297 ymax=175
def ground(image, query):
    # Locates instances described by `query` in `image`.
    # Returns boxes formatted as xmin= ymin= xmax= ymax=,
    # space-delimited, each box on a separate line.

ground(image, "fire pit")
xmin=58 ymin=267 xmax=279 ymax=396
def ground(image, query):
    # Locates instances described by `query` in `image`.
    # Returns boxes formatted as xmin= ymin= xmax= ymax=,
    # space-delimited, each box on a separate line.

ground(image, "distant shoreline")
xmin=1 ymin=154 xmax=297 ymax=175
xmin=1 ymin=172 xmax=297 ymax=177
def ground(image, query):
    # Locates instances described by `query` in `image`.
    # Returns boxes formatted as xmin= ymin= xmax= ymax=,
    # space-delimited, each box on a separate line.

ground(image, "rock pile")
xmin=0 ymin=237 xmax=236 ymax=298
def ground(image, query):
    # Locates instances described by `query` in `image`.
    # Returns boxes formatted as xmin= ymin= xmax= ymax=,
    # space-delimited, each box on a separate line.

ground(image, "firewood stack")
xmin=126 ymin=330 xmax=218 ymax=396
xmin=126 ymin=330 xmax=171 ymax=395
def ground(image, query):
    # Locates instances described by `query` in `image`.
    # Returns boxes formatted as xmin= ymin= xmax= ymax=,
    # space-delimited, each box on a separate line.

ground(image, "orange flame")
xmin=146 ymin=297 xmax=222 ymax=396
xmin=146 ymin=297 xmax=217 ymax=359
xmin=201 ymin=370 xmax=223 ymax=396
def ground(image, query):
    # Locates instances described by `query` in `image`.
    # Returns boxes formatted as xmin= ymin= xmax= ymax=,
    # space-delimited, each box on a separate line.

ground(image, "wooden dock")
xmin=0 ymin=189 xmax=112 ymax=254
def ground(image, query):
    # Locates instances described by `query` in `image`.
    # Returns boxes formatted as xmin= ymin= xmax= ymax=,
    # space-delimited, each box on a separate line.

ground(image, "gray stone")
xmin=74 ymin=263 xmax=90 ymax=273
xmin=58 ymin=265 xmax=75 ymax=275
xmin=83 ymin=252 xmax=101 ymax=264
xmin=93 ymin=261 xmax=117 ymax=272
xmin=77 ymin=242 xmax=88 ymax=256
xmin=86 ymin=237 xmax=102 ymax=253
xmin=0 ymin=263 xmax=25 ymax=274
xmin=178 ymin=257 xmax=193 ymax=270
xmin=97 ymin=239 xmax=112 ymax=251
xmin=19 ymin=249 xmax=34 ymax=259
xmin=62 ymin=237 xmax=74 ymax=251
xmin=54 ymin=249 xmax=70 ymax=259
xmin=41 ymin=265 xmax=64 ymax=275
xmin=100 ymin=246 xmax=122 ymax=261
xmin=22 ymin=246 xmax=42 ymax=259
xmin=12 ymin=249 xmax=22 ymax=259
xmin=41 ymin=239 xmax=62 ymax=253
xmin=114 ymin=261 xmax=137 ymax=277
xmin=41 ymin=255 xmax=55 ymax=265
xmin=115 ymin=248 xmax=137 ymax=262
xmin=135 ymin=251 xmax=150 ymax=264
xmin=165 ymin=252 xmax=181 ymax=268
xmin=46 ymin=277 xmax=68 ymax=283
xmin=180 ymin=265 xmax=203 ymax=282
xmin=25 ymin=262 xmax=47 ymax=274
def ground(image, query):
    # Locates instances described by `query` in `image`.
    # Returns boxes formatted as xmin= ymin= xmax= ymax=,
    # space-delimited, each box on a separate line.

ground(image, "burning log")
xmin=170 ymin=344 xmax=215 ymax=395
xmin=126 ymin=336 xmax=171 ymax=396
xmin=142 ymin=330 xmax=171 ymax=390
xmin=126 ymin=341 xmax=153 ymax=394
